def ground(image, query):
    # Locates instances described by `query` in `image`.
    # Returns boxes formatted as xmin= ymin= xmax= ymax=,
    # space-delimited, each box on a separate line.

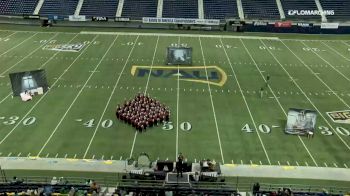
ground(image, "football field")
xmin=0 ymin=28 xmax=349 ymax=169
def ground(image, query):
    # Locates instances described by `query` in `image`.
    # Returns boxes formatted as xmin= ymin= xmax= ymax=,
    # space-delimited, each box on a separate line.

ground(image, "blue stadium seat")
xmin=0 ymin=0 xmax=38 ymax=15
xmin=122 ymin=0 xmax=157 ymax=18
xmin=163 ymin=0 xmax=198 ymax=18
xmin=39 ymin=0 xmax=79 ymax=16
xmin=241 ymin=0 xmax=280 ymax=19
xmin=203 ymin=0 xmax=238 ymax=19
xmin=80 ymin=0 xmax=119 ymax=17
xmin=281 ymin=0 xmax=321 ymax=20
xmin=320 ymin=0 xmax=350 ymax=21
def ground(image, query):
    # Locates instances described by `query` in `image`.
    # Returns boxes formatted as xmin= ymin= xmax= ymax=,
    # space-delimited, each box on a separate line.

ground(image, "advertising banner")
xmin=321 ymin=23 xmax=339 ymax=29
xmin=68 ymin=15 xmax=86 ymax=22
xmin=142 ymin=17 xmax=220 ymax=25
xmin=92 ymin=16 xmax=108 ymax=21
xmin=115 ymin=17 xmax=130 ymax=22
xmin=275 ymin=21 xmax=292 ymax=28
xmin=253 ymin=21 xmax=268 ymax=26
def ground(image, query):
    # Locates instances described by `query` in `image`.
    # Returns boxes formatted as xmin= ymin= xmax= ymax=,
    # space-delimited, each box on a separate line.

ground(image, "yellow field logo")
xmin=326 ymin=110 xmax=350 ymax=124
xmin=131 ymin=65 xmax=227 ymax=87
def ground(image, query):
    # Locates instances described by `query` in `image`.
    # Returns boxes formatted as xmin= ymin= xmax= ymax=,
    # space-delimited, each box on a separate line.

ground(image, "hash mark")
xmin=324 ymin=162 xmax=328 ymax=167
xmin=277 ymin=161 xmax=280 ymax=165
xmin=7 ymin=152 xmax=12 ymax=157
xmin=74 ymin=154 xmax=77 ymax=159
xmin=45 ymin=153 xmax=49 ymax=158
xmin=64 ymin=154 xmax=68 ymax=158
xmin=296 ymin=161 xmax=299 ymax=166
xmin=110 ymin=156 xmax=113 ymax=160
xmin=259 ymin=161 xmax=262 ymax=165
xmin=287 ymin=161 xmax=290 ymax=166
xmin=92 ymin=155 xmax=95 ymax=159
xmin=305 ymin=161 xmax=309 ymax=167
xmin=120 ymin=156 xmax=122 ymax=160
xmin=27 ymin=153 xmax=30 ymax=157
xmin=101 ymin=155 xmax=104 ymax=160
xmin=55 ymin=153 xmax=58 ymax=158
xmin=333 ymin=163 xmax=338 ymax=168
xmin=344 ymin=163 xmax=348 ymax=168
xmin=17 ymin=152 xmax=21 ymax=157
xmin=240 ymin=160 xmax=243 ymax=165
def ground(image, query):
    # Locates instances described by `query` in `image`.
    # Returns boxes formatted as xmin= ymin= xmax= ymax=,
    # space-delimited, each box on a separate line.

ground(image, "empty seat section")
xmin=320 ymin=0 xmax=350 ymax=21
xmin=203 ymin=0 xmax=238 ymax=19
xmin=281 ymin=0 xmax=320 ymax=20
xmin=0 ymin=0 xmax=39 ymax=15
xmin=40 ymin=0 xmax=79 ymax=16
xmin=80 ymin=0 xmax=119 ymax=17
xmin=241 ymin=0 xmax=279 ymax=19
xmin=163 ymin=0 xmax=198 ymax=18
xmin=122 ymin=0 xmax=157 ymax=18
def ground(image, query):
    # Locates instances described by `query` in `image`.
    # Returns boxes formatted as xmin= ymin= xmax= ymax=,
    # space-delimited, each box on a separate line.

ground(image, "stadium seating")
xmin=241 ymin=0 xmax=280 ymax=19
xmin=320 ymin=0 xmax=350 ymax=21
xmin=0 ymin=0 xmax=38 ymax=15
xmin=163 ymin=0 xmax=198 ymax=18
xmin=281 ymin=0 xmax=321 ymax=20
xmin=80 ymin=0 xmax=119 ymax=17
xmin=121 ymin=0 xmax=158 ymax=18
xmin=203 ymin=0 xmax=239 ymax=19
xmin=39 ymin=0 xmax=79 ymax=16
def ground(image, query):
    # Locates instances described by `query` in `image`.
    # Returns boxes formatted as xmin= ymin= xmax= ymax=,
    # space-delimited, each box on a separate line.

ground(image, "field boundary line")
xmin=0 ymin=33 xmax=80 ymax=105
xmin=81 ymin=31 xmax=279 ymax=40
xmin=0 ymin=33 xmax=59 ymax=76
xmin=301 ymin=41 xmax=350 ymax=83
xmin=219 ymin=38 xmax=271 ymax=165
xmin=129 ymin=36 xmax=160 ymax=159
xmin=36 ymin=35 xmax=120 ymax=157
xmin=260 ymin=39 xmax=350 ymax=151
xmin=83 ymin=35 xmax=141 ymax=158
xmin=0 ymin=33 xmax=37 ymax=58
xmin=279 ymin=40 xmax=350 ymax=150
xmin=198 ymin=37 xmax=225 ymax=164
xmin=321 ymin=42 xmax=350 ymax=61
xmin=239 ymin=39 xmax=318 ymax=166
xmin=0 ymin=35 xmax=99 ymax=146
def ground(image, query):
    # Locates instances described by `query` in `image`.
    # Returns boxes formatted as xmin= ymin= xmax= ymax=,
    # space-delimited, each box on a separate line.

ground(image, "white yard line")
xmin=0 ymin=32 xmax=37 ymax=58
xmin=0 ymin=31 xmax=16 ymax=39
xmin=198 ymin=37 xmax=225 ymax=164
xmin=301 ymin=41 xmax=350 ymax=83
xmin=129 ymin=36 xmax=160 ymax=159
xmin=240 ymin=39 xmax=318 ymax=166
xmin=0 ymin=34 xmax=80 ymax=105
xmin=260 ymin=40 xmax=350 ymax=151
xmin=82 ymin=35 xmax=141 ymax=158
xmin=0 ymin=33 xmax=59 ymax=76
xmin=36 ymin=35 xmax=119 ymax=157
xmin=0 ymin=94 xmax=11 ymax=105
xmin=321 ymin=41 xmax=350 ymax=61
xmin=220 ymin=38 xmax=271 ymax=165
xmin=0 ymin=35 xmax=99 ymax=146
xmin=175 ymin=37 xmax=180 ymax=159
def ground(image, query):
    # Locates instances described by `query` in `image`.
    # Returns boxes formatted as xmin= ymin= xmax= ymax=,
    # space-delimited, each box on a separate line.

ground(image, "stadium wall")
xmin=1 ymin=15 xmax=350 ymax=34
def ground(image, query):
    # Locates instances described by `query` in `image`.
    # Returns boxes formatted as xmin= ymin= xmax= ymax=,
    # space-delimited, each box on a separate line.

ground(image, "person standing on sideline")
xmin=176 ymin=153 xmax=184 ymax=178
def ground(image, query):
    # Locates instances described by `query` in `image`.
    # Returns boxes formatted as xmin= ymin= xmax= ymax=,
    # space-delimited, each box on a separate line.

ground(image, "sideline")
xmin=0 ymin=157 xmax=349 ymax=182
xmin=80 ymin=31 xmax=279 ymax=40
